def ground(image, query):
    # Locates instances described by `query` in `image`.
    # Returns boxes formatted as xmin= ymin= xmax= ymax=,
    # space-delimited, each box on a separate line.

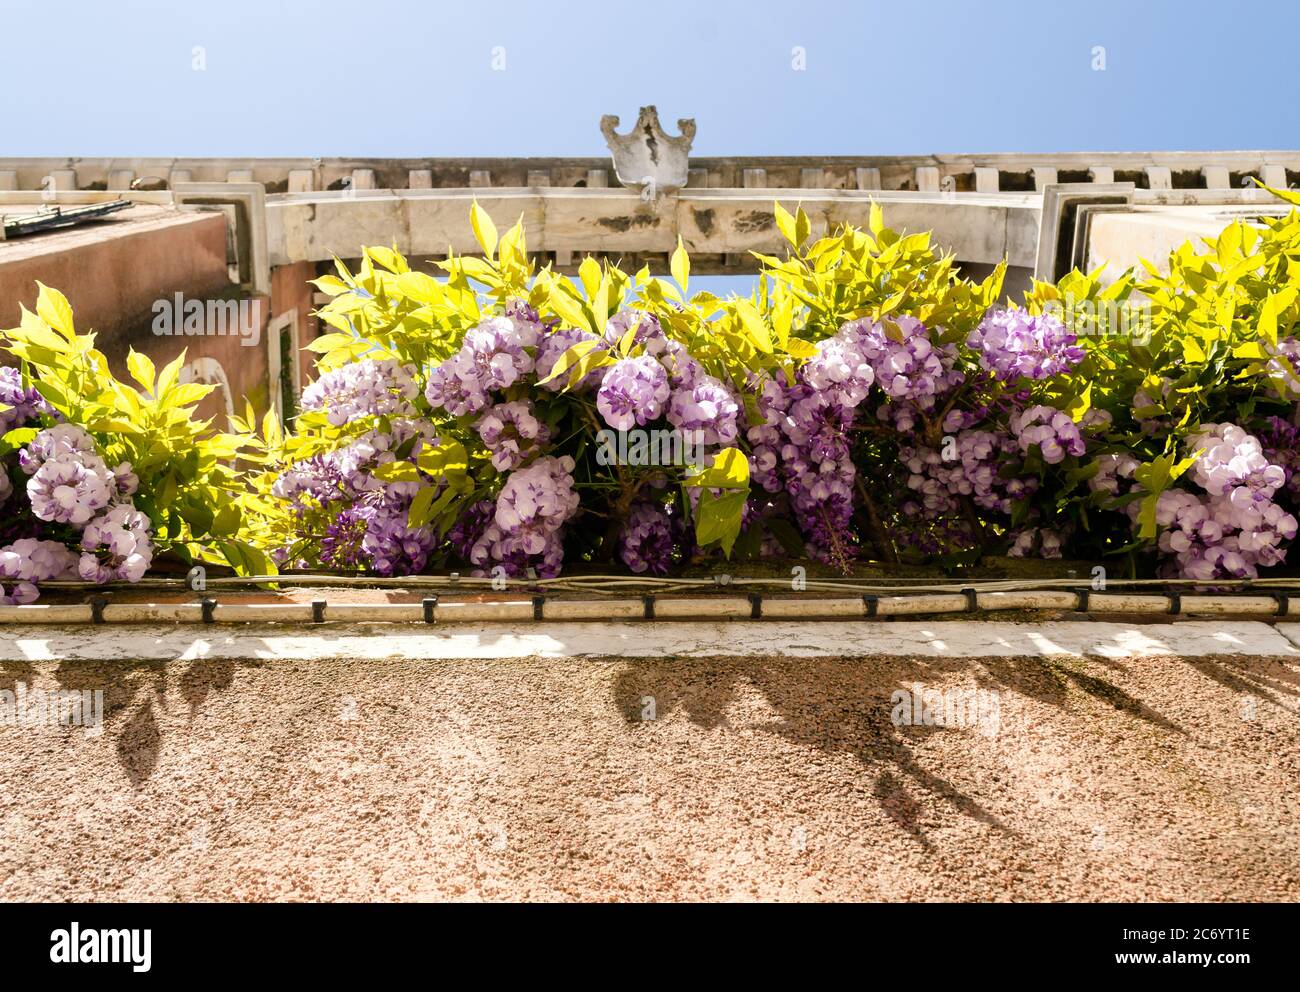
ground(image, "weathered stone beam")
xmin=0 ymin=152 xmax=1295 ymax=193
xmin=266 ymin=188 xmax=1042 ymax=269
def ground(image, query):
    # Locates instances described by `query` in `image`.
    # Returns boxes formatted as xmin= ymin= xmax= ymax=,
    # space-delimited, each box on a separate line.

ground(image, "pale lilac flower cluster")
xmin=272 ymin=421 xmax=441 ymax=575
xmin=18 ymin=423 xmax=98 ymax=473
xmin=1152 ymin=487 xmax=1296 ymax=581
xmin=0 ymin=538 xmax=78 ymax=604
xmin=23 ymin=426 xmax=115 ymax=526
xmin=1091 ymin=426 xmax=1297 ymax=580
xmin=849 ymin=316 xmax=963 ymax=409
xmin=1265 ymin=337 xmax=1300 ymax=398
xmin=644 ymin=336 xmax=703 ymax=389
xmin=301 ymin=359 xmax=418 ymax=427
xmin=743 ymin=317 xmax=897 ymax=565
xmin=619 ymin=501 xmax=674 ymax=575
xmin=78 ymin=504 xmax=153 ymax=582
xmin=476 ymin=400 xmax=550 ymax=472
xmin=803 ymin=325 xmax=875 ymax=408
xmin=1009 ymin=406 xmax=1086 ymax=465
xmin=747 ymin=380 xmax=857 ymax=564
xmin=272 ymin=451 xmax=354 ymax=508
xmin=604 ymin=310 xmax=663 ymax=348
xmin=597 ymin=356 xmax=670 ymax=431
xmin=425 ymin=312 xmax=541 ymax=415
xmin=1088 ymin=452 xmax=1141 ymax=497
xmin=0 ymin=425 xmax=153 ymax=600
xmin=967 ymin=309 xmax=1085 ymax=381
xmin=1159 ymin=423 xmax=1298 ymax=579
xmin=535 ymin=327 xmax=606 ymax=393
xmin=470 ymin=455 xmax=580 ymax=577
xmin=667 ymin=373 xmax=739 ymax=446
xmin=334 ymin=488 xmax=436 ymax=577
xmin=902 ymin=430 xmax=1037 ymax=516
xmin=1186 ymin=423 xmax=1287 ymax=502
xmin=1007 ymin=527 xmax=1066 ymax=559
xmin=0 ymin=366 xmax=51 ymax=433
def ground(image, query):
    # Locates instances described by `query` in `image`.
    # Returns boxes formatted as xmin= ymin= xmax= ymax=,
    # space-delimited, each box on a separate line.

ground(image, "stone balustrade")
xmin=0 ymin=151 xmax=1295 ymax=197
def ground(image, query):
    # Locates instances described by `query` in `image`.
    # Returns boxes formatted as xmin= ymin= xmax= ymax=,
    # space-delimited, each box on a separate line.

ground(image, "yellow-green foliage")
xmin=0 ymin=284 xmax=261 ymax=570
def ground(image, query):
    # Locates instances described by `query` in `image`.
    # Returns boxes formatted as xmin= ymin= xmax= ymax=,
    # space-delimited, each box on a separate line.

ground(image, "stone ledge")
xmin=1 ymin=620 xmax=1296 ymax=662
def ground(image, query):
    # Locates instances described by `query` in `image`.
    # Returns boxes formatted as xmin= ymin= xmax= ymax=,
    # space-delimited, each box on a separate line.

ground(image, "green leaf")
xmin=684 ymin=447 xmax=750 ymax=489
xmin=219 ymin=540 xmax=273 ymax=578
xmin=470 ymin=200 xmax=499 ymax=257
xmin=734 ymin=300 xmax=773 ymax=354
xmin=127 ymin=349 xmax=156 ymax=394
xmin=670 ymin=236 xmax=690 ymax=294
xmin=578 ymin=257 xmax=602 ymax=298
xmin=304 ymin=332 xmax=357 ymax=353
xmin=35 ymin=283 xmax=76 ymax=340
xmin=407 ymin=485 xmax=437 ymax=528
xmin=373 ymin=461 xmax=420 ymax=483
xmin=548 ymin=281 xmax=597 ymax=334
xmin=2 ymin=427 xmax=38 ymax=448
xmin=179 ymin=498 xmax=215 ymax=536
xmin=537 ymin=338 xmax=604 ymax=385
xmin=694 ymin=489 xmax=747 ymax=555
xmin=212 ymin=502 xmax=242 ymax=536
xmin=415 ymin=440 xmax=469 ymax=477
xmin=155 ymin=351 xmax=186 ymax=397
xmin=868 ymin=200 xmax=884 ymax=236
xmin=774 ymin=201 xmax=799 ymax=247
xmin=1259 ymin=292 xmax=1279 ymax=346
xmin=167 ymin=382 xmax=215 ymax=408
xmin=795 ymin=206 xmax=811 ymax=247
xmin=1065 ymin=384 xmax=1092 ymax=423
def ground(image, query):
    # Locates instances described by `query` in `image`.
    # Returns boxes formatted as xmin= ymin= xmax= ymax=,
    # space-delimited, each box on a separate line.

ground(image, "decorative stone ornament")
xmin=600 ymin=105 xmax=696 ymax=194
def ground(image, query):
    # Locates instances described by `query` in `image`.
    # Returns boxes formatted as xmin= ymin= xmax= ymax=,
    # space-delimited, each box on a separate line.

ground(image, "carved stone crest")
xmin=600 ymin=106 xmax=696 ymax=194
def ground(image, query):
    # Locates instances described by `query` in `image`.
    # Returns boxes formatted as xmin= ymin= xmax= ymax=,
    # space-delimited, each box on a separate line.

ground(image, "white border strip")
xmin=1 ymin=621 xmax=1297 ymax=661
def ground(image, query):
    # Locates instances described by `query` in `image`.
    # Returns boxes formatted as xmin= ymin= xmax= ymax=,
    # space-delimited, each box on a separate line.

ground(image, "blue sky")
xmin=1 ymin=0 xmax=1295 ymax=157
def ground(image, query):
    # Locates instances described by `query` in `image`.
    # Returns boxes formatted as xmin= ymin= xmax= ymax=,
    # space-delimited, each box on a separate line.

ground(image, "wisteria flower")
xmin=0 ymin=366 xmax=51 ymax=433
xmin=597 ymin=356 xmax=670 ymax=431
xmin=967 ymin=309 xmax=1085 ymax=381
xmin=27 ymin=455 xmax=115 ymax=525
xmin=1009 ymin=406 xmax=1086 ymax=465
xmin=301 ymin=359 xmax=418 ymax=426
xmin=79 ymin=504 xmax=153 ymax=582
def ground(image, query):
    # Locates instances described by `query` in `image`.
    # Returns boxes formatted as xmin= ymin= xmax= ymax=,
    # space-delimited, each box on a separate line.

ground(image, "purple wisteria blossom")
xmin=476 ymin=400 xmax=550 ymax=472
xmin=300 ymin=358 xmax=418 ymax=426
xmin=78 ymin=504 xmax=153 ymax=583
xmin=25 ymin=447 xmax=115 ymax=525
xmin=903 ymin=430 xmax=1037 ymax=516
xmin=667 ymin=373 xmax=739 ymax=447
xmin=1265 ymin=337 xmax=1300 ymax=398
xmin=1009 ymin=405 xmax=1086 ymax=465
xmin=0 ymin=366 xmax=51 ymax=433
xmin=967 ymin=309 xmax=1085 ymax=381
xmin=18 ymin=424 xmax=98 ymax=475
xmin=851 ymin=316 xmax=963 ymax=408
xmin=596 ymin=356 xmax=670 ymax=431
xmin=470 ymin=455 xmax=579 ymax=577
xmin=619 ymin=501 xmax=674 ymax=575
xmin=535 ymin=327 xmax=606 ymax=393
xmin=425 ymin=313 xmax=541 ymax=416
